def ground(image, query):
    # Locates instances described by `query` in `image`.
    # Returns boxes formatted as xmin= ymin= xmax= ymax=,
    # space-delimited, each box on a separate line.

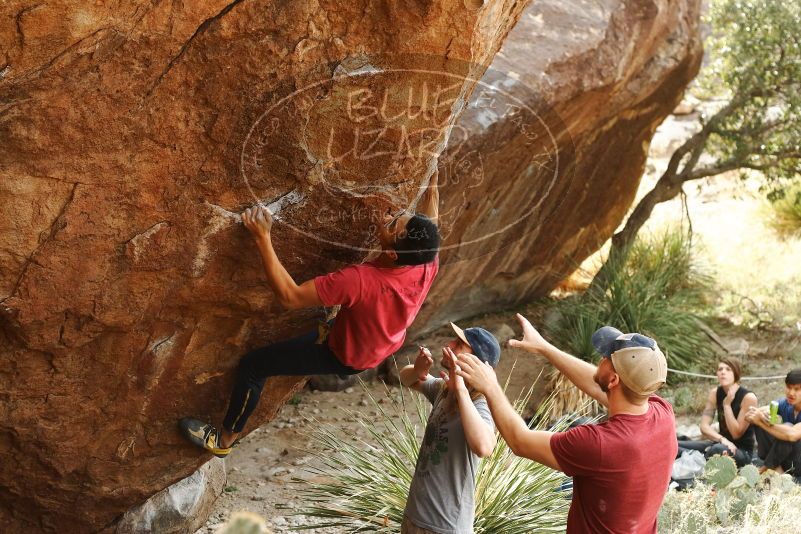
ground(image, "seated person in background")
xmin=677 ymin=357 xmax=757 ymax=467
xmin=745 ymin=369 xmax=801 ymax=482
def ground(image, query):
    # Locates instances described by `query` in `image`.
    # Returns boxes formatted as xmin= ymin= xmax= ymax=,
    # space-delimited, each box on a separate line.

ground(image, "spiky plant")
xmin=542 ymin=369 xmax=602 ymax=423
xmin=290 ymin=379 xmax=578 ymax=533
xmin=766 ymin=182 xmax=801 ymax=237
xmin=552 ymin=228 xmax=714 ymax=373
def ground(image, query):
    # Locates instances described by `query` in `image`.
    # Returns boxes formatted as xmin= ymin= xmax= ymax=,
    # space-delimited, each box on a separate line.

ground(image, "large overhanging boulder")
xmin=0 ymin=0 xmax=530 ymax=531
xmin=419 ymin=0 xmax=704 ymax=330
xmin=1 ymin=0 xmax=705 ymax=530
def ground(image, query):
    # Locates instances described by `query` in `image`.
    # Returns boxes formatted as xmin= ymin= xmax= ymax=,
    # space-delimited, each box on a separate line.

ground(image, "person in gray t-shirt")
xmin=399 ymin=322 xmax=501 ymax=534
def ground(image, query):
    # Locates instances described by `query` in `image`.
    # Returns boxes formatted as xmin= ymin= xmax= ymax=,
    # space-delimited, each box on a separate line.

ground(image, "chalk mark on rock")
xmin=192 ymin=190 xmax=306 ymax=277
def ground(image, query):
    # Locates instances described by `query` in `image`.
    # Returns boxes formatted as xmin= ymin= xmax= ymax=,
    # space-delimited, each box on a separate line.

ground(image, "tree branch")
xmin=688 ymin=150 xmax=801 ymax=180
xmin=664 ymin=95 xmax=747 ymax=180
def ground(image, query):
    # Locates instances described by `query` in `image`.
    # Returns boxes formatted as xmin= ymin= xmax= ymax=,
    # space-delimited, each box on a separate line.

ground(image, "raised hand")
xmin=723 ymin=383 xmax=740 ymax=406
xmin=241 ymin=205 xmax=274 ymax=240
xmin=508 ymin=313 xmax=549 ymax=354
xmin=454 ymin=351 xmax=498 ymax=395
xmin=441 ymin=347 xmax=467 ymax=393
xmin=414 ymin=346 xmax=434 ymax=381
xmin=720 ymin=437 xmax=738 ymax=455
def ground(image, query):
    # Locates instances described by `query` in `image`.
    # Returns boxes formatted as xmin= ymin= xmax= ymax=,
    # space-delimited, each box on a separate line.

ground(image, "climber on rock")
xmin=180 ymin=173 xmax=441 ymax=457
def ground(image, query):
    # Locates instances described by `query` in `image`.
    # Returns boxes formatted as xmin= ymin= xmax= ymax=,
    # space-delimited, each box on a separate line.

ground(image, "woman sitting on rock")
xmin=677 ymin=357 xmax=757 ymax=467
xmin=398 ymin=323 xmax=500 ymax=534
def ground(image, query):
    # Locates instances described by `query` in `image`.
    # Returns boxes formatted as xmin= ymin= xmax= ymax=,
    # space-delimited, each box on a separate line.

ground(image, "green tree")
xmin=596 ymin=0 xmax=801 ymax=285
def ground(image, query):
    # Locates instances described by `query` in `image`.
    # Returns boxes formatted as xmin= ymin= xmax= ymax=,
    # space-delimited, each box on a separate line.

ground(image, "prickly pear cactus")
xmin=727 ymin=475 xmax=747 ymax=490
xmin=704 ymin=455 xmax=737 ymax=488
xmin=739 ymin=464 xmax=760 ymax=488
xmin=760 ymin=468 xmax=797 ymax=493
xmin=661 ymin=458 xmax=801 ymax=533
xmin=715 ymin=489 xmax=731 ymax=524
xmin=780 ymin=473 xmax=797 ymax=492
xmin=708 ymin=460 xmax=797 ymax=525
xmin=685 ymin=513 xmax=707 ymax=534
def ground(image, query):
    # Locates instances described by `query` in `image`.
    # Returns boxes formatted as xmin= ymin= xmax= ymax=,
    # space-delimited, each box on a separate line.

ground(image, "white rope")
xmin=667 ymin=368 xmax=786 ymax=381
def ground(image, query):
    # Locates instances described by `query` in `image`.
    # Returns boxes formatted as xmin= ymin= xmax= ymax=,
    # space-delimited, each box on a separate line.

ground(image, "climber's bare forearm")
xmin=418 ymin=171 xmax=439 ymax=224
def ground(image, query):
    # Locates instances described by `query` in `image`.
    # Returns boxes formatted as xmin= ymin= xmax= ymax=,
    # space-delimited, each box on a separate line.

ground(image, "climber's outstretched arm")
xmin=417 ymin=169 xmax=439 ymax=225
xmin=242 ymin=206 xmax=323 ymax=310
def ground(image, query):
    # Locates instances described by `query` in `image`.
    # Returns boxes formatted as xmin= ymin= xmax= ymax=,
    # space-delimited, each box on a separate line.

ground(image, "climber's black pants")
xmin=222 ymin=329 xmax=359 ymax=433
xmin=677 ymin=440 xmax=752 ymax=467
xmin=755 ymin=425 xmax=801 ymax=473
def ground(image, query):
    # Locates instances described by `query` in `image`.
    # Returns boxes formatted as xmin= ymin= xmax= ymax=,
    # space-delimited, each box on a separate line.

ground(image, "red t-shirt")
xmin=313 ymin=257 xmax=439 ymax=370
xmin=550 ymin=396 xmax=677 ymax=534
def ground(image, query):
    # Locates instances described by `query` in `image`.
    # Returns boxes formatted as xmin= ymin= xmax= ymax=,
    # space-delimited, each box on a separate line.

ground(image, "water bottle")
xmin=769 ymin=400 xmax=780 ymax=424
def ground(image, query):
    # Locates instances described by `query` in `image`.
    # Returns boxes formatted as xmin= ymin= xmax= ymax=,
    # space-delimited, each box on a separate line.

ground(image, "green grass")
xmin=550 ymin=228 xmax=715 ymax=375
xmin=289 ymin=380 xmax=576 ymax=533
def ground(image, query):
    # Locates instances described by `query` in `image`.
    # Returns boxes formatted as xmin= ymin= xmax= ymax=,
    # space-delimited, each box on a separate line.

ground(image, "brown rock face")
xmin=419 ymin=0 xmax=703 ymax=331
xmin=0 ymin=1 xmax=529 ymax=531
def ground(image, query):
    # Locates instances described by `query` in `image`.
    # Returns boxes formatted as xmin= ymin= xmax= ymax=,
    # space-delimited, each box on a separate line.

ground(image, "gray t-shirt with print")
xmin=403 ymin=377 xmax=494 ymax=534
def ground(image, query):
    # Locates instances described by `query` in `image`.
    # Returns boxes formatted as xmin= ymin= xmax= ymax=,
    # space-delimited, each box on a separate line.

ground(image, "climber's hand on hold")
xmin=242 ymin=205 xmax=273 ymax=240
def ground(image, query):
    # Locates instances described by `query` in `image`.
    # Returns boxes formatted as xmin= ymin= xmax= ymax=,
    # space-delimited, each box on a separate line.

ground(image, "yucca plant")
xmin=766 ymin=183 xmax=801 ymax=238
xmin=549 ymin=297 xmax=601 ymax=362
xmin=545 ymin=228 xmax=715 ymax=416
xmin=542 ymin=369 xmax=602 ymax=423
xmin=552 ymin=227 xmax=714 ymax=373
xmin=290 ymin=379 xmax=577 ymax=532
xmin=473 ymin=390 xmax=574 ymax=533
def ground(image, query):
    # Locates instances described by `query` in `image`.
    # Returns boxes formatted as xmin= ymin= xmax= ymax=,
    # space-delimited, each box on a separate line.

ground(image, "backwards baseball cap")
xmin=450 ymin=322 xmax=501 ymax=368
xmin=591 ymin=326 xmax=667 ymax=396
